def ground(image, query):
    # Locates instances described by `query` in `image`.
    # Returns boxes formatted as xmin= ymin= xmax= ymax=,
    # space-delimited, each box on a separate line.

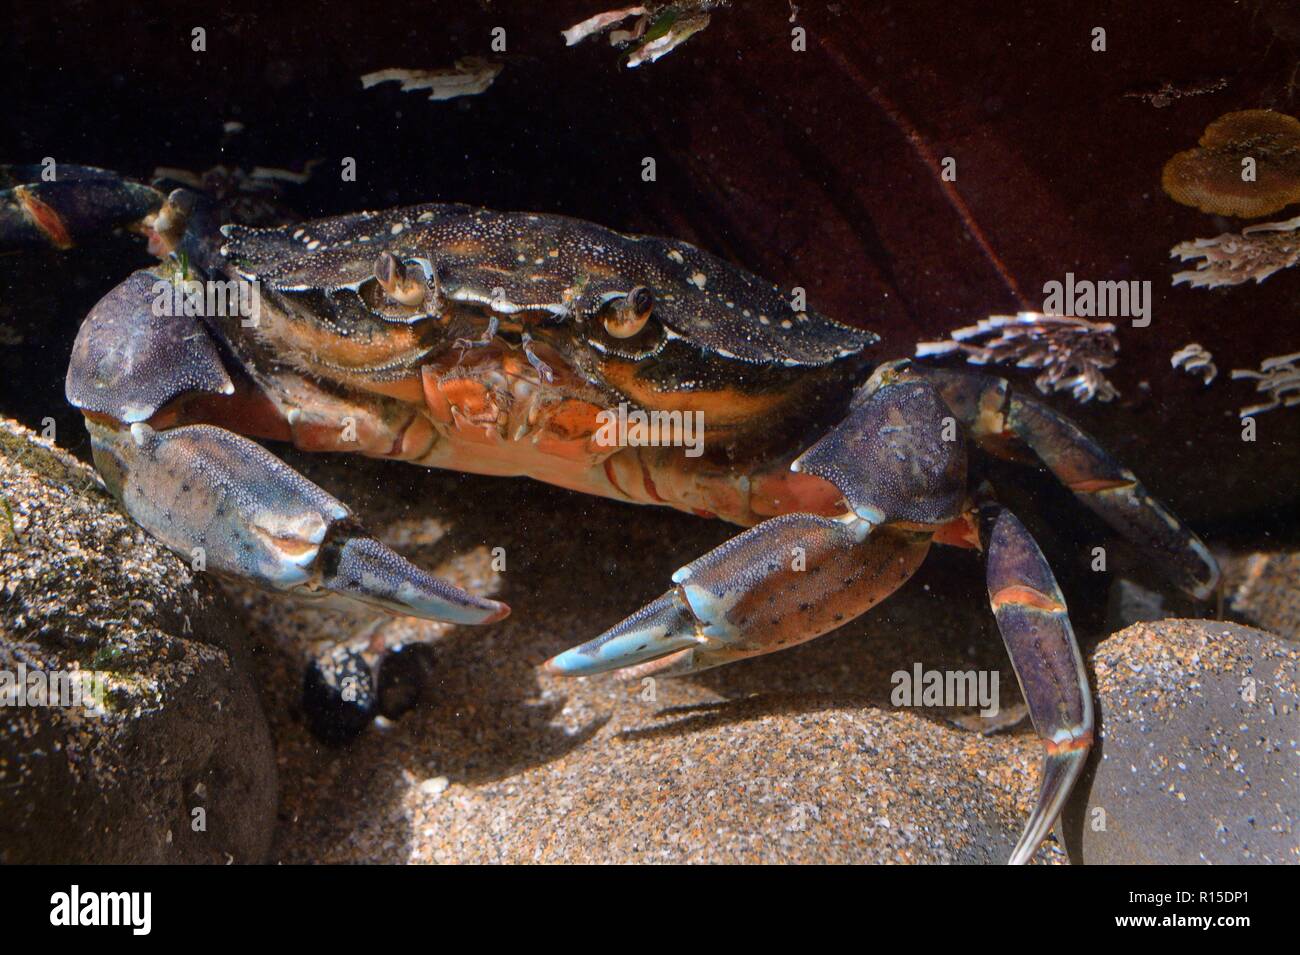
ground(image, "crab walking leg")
xmin=86 ymin=421 xmax=508 ymax=625
xmin=1004 ymin=394 xmax=1219 ymax=599
xmin=978 ymin=503 xmax=1093 ymax=866
xmin=914 ymin=364 xmax=1220 ymax=601
xmin=544 ymin=515 xmax=932 ymax=677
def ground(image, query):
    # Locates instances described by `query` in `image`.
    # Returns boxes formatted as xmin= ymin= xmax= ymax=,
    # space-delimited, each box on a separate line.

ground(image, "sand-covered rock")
xmin=0 ymin=418 xmax=276 ymax=863
xmin=1064 ymin=619 xmax=1298 ymax=864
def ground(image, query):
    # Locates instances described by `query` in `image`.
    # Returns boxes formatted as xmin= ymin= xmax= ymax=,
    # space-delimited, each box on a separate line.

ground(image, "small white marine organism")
xmin=360 ymin=59 xmax=502 ymax=103
xmin=562 ymin=2 xmax=721 ymax=67
xmin=1232 ymin=352 xmax=1300 ymax=418
xmin=1171 ymin=343 xmax=1217 ymax=384
xmin=1171 ymin=215 xmax=1300 ymax=289
xmin=916 ymin=312 xmax=1120 ymax=403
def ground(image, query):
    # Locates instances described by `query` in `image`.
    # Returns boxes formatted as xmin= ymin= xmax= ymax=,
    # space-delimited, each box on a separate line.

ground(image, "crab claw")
xmin=543 ymin=590 xmax=699 ymax=676
xmin=544 ymin=514 xmax=931 ymax=678
xmin=89 ymin=421 xmax=508 ymax=625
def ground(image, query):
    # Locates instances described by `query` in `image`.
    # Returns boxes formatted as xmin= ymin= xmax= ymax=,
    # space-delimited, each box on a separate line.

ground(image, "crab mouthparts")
xmin=448 ymin=316 xmax=569 ymax=387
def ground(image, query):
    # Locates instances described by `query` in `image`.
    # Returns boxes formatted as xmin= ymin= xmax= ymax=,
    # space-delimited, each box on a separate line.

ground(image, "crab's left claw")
xmin=87 ymin=421 xmax=508 ymax=625
xmin=547 ymin=371 xmax=1097 ymax=865
xmin=544 ymin=514 xmax=933 ymax=679
xmin=545 ymin=376 xmax=959 ymax=680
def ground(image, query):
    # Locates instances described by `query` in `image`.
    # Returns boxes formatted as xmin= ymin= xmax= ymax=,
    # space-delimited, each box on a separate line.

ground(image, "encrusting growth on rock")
xmin=561 ymin=3 xmax=720 ymax=67
xmin=1232 ymin=351 xmax=1300 ymax=417
xmin=1162 ymin=109 xmax=1300 ymax=218
xmin=1171 ymin=343 xmax=1217 ymax=385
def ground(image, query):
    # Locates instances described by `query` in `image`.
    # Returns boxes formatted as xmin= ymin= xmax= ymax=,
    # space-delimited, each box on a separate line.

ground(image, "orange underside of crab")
xmin=136 ymin=335 xmax=984 ymax=546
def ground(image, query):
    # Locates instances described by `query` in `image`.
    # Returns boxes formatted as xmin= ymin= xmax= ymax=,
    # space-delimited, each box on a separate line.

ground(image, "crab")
xmin=3 ymin=164 xmax=1219 ymax=864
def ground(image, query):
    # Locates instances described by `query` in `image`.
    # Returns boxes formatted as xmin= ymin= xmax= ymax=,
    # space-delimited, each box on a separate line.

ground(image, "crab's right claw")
xmin=0 ymin=164 xmax=164 ymax=250
xmin=979 ymin=503 xmax=1093 ymax=865
xmin=87 ymin=421 xmax=508 ymax=625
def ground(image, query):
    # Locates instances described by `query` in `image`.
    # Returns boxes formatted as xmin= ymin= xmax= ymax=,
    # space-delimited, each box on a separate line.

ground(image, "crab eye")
xmin=603 ymin=286 xmax=654 ymax=339
xmin=150 ymin=189 xmax=198 ymax=255
xmin=373 ymin=252 xmax=426 ymax=307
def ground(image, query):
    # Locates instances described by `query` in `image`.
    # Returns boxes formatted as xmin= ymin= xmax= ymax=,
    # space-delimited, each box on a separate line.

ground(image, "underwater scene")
xmin=0 ymin=1 xmax=1296 ymax=883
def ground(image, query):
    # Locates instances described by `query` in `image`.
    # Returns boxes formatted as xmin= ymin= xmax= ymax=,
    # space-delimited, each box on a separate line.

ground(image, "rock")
xmin=1105 ymin=577 xmax=1199 ymax=633
xmin=277 ymin=677 xmax=1049 ymax=864
xmin=1063 ymin=619 xmax=1299 ymax=864
xmin=302 ymin=647 xmax=376 ymax=746
xmin=0 ymin=417 xmax=277 ymax=863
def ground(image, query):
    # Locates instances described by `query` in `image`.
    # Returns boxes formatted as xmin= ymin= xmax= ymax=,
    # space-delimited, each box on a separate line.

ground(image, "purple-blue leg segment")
xmin=912 ymin=362 xmax=1220 ymax=601
xmin=979 ymin=502 xmax=1093 ymax=865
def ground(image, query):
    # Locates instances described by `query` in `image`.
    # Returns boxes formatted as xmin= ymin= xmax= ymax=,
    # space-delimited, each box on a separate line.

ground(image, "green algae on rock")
xmin=0 ymin=417 xmax=277 ymax=863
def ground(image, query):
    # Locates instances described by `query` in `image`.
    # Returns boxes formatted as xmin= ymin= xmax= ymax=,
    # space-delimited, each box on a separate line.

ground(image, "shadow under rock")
xmin=265 ymin=449 xmax=638 ymax=782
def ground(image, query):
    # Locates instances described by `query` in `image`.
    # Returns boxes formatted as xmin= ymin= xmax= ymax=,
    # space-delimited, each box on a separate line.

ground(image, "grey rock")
xmin=1063 ymin=619 xmax=1299 ymax=864
xmin=0 ymin=418 xmax=277 ymax=863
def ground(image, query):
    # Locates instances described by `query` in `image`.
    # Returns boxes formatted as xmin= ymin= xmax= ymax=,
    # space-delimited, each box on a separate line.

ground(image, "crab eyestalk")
xmin=374 ymin=251 xmax=428 ymax=306
xmin=602 ymin=286 xmax=654 ymax=338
